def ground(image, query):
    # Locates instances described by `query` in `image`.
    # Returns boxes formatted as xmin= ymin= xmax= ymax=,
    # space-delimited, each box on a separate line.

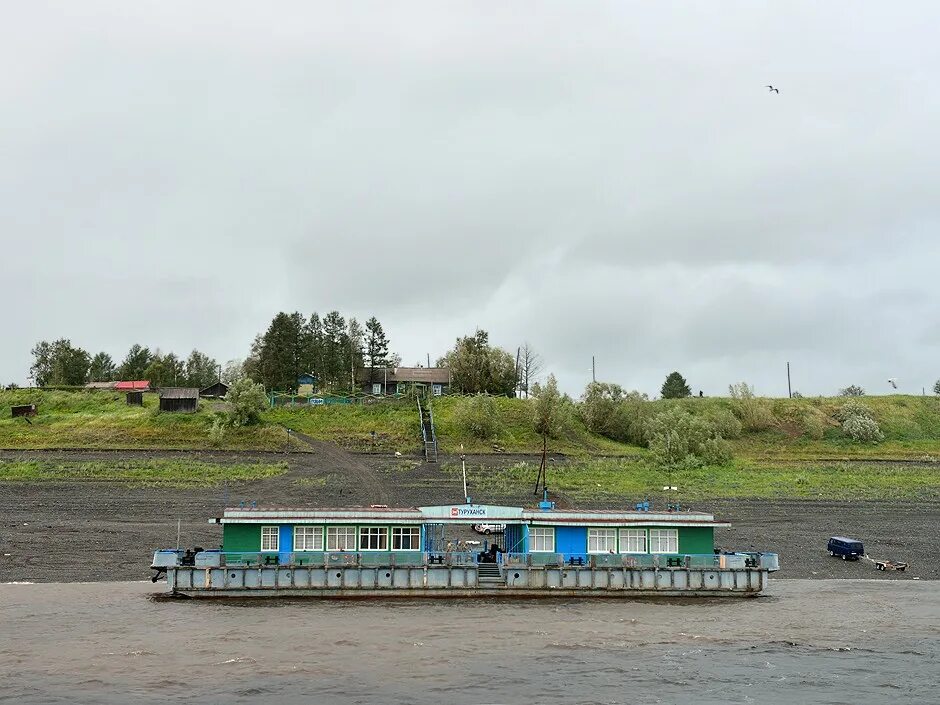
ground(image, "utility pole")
xmin=427 ymin=352 xmax=431 ymax=368
xmin=787 ymin=362 xmax=792 ymax=399
xmin=592 ymin=356 xmax=596 ymax=383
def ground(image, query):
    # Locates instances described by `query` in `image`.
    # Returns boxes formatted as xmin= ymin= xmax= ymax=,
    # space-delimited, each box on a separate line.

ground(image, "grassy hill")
xmin=2 ymin=389 xmax=939 ymax=460
xmin=0 ymin=389 xmax=291 ymax=450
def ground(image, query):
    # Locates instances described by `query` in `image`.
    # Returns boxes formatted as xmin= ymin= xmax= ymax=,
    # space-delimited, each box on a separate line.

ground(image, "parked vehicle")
xmin=473 ymin=523 xmax=505 ymax=535
xmin=828 ymin=536 xmax=864 ymax=560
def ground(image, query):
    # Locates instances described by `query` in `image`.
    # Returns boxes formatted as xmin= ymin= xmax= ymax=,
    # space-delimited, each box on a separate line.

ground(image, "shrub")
xmin=645 ymin=407 xmax=733 ymax=469
xmin=839 ymin=385 xmax=866 ymax=397
xmin=791 ymin=391 xmax=803 ymax=399
xmin=209 ymin=412 xmax=228 ymax=447
xmin=843 ymin=415 xmax=885 ymax=443
xmin=455 ymin=394 xmax=501 ymax=440
xmin=797 ymin=409 xmax=827 ymax=440
xmin=531 ymin=375 xmax=567 ymax=439
xmin=728 ymin=382 xmax=776 ymax=431
xmin=226 ymin=378 xmax=268 ymax=426
xmin=578 ymin=383 xmax=649 ymax=444
xmin=835 ymin=400 xmax=875 ymax=422
xmin=705 ymin=408 xmax=743 ymax=439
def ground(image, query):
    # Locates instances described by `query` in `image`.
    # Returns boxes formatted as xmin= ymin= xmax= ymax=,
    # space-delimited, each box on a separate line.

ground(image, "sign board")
xmin=419 ymin=504 xmax=524 ymax=521
xmin=309 ymin=398 xmax=324 ymax=406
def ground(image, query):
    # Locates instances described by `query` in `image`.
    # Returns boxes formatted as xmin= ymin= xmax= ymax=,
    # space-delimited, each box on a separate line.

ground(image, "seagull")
xmin=766 ymin=85 xmax=779 ymax=93
xmin=887 ymin=378 xmax=898 ymax=389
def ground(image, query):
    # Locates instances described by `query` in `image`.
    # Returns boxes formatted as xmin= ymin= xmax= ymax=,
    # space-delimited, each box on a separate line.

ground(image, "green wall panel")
xmin=223 ymin=523 xmax=261 ymax=552
xmin=678 ymin=526 xmax=714 ymax=554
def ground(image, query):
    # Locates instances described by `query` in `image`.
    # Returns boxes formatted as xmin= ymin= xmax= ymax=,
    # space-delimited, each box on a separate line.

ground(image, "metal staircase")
xmin=417 ymin=396 xmax=438 ymax=463
xmin=476 ymin=562 xmax=503 ymax=585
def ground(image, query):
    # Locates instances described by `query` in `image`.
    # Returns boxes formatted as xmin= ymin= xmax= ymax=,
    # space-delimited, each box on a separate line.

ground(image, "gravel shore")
xmin=1 ymin=447 xmax=936 ymax=583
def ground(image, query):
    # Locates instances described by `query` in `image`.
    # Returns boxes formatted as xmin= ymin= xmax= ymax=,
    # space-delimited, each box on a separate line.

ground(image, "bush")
xmin=835 ymin=400 xmax=875 ymax=423
xmin=797 ymin=409 xmax=827 ymax=440
xmin=705 ymin=408 xmax=743 ymax=439
xmin=843 ymin=415 xmax=885 ymax=443
xmin=839 ymin=385 xmax=866 ymax=397
xmin=728 ymin=382 xmax=776 ymax=431
xmin=209 ymin=412 xmax=228 ymax=446
xmin=836 ymin=400 xmax=883 ymax=443
xmin=226 ymin=378 xmax=268 ymax=426
xmin=645 ymin=407 xmax=733 ymax=469
xmin=578 ymin=383 xmax=649 ymax=445
xmin=455 ymin=395 xmax=501 ymax=440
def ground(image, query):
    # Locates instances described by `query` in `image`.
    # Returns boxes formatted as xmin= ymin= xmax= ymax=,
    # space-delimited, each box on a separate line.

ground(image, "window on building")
xmin=359 ymin=526 xmax=389 ymax=550
xmin=587 ymin=528 xmax=617 ymax=553
xmin=326 ymin=526 xmax=357 ymax=552
xmin=433 ymin=384 xmax=443 ymax=396
xmin=260 ymin=526 xmax=279 ymax=552
xmin=619 ymin=528 xmax=647 ymax=553
xmin=294 ymin=526 xmax=323 ymax=551
xmin=650 ymin=529 xmax=679 ymax=554
xmin=392 ymin=527 xmax=420 ymax=550
xmin=372 ymin=383 xmax=382 ymax=395
xmin=529 ymin=527 xmax=555 ymax=552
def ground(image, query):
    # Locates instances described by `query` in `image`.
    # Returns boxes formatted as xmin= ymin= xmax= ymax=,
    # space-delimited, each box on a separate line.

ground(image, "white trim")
xmin=326 ymin=526 xmax=357 ymax=552
xmin=391 ymin=526 xmax=420 ymax=551
xmin=293 ymin=525 xmax=323 ymax=552
xmin=260 ymin=525 xmax=279 ymax=552
xmin=587 ymin=527 xmax=617 ymax=554
xmin=359 ymin=526 xmax=389 ymax=551
xmin=529 ymin=526 xmax=555 ymax=552
xmin=618 ymin=528 xmax=648 ymax=554
xmin=650 ymin=528 xmax=679 ymax=554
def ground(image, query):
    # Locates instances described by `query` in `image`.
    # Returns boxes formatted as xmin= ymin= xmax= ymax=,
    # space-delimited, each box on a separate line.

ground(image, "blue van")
xmin=828 ymin=536 xmax=864 ymax=560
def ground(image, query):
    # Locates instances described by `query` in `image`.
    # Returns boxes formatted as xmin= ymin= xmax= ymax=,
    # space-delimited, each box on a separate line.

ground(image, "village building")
xmin=199 ymin=381 xmax=229 ymax=399
xmin=357 ymin=367 xmax=451 ymax=396
xmin=297 ymin=373 xmax=317 ymax=396
xmin=114 ymin=381 xmax=151 ymax=392
xmin=158 ymin=387 xmax=199 ymax=413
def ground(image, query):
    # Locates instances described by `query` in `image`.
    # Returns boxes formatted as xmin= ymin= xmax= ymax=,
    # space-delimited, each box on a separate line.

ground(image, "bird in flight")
xmin=766 ymin=85 xmax=779 ymax=93
xmin=888 ymin=378 xmax=898 ymax=389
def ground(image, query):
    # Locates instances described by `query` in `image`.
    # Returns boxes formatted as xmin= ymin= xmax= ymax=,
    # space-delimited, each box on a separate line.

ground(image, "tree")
xmin=933 ymin=379 xmax=940 ymax=396
xmin=645 ymin=407 xmax=732 ymax=468
xmin=258 ymin=312 xmax=310 ymax=391
xmin=321 ymin=311 xmax=348 ymax=391
xmin=839 ymin=385 xmax=866 ymax=397
xmin=517 ymin=342 xmax=544 ymax=398
xmin=221 ymin=359 xmax=245 ymax=385
xmin=347 ymin=317 xmax=365 ymax=391
xmin=144 ymin=352 xmax=184 ymax=388
xmin=438 ymin=329 xmax=516 ymax=395
xmin=184 ymin=350 xmax=219 ymax=388
xmin=226 ymin=378 xmax=268 ymax=426
xmin=364 ymin=317 xmax=390 ymax=382
xmin=660 ymin=371 xmax=691 ymax=399
xmin=29 ymin=339 xmax=90 ymax=386
xmin=242 ymin=336 xmax=263 ymax=383
xmin=119 ymin=344 xmax=152 ymax=380
xmin=532 ymin=374 xmax=565 ymax=439
xmin=579 ymin=382 xmax=649 ymax=445
xmin=88 ymin=352 xmax=116 ymax=382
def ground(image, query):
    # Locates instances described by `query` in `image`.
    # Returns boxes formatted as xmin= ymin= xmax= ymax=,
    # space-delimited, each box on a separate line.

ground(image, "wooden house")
xmin=357 ymin=367 xmax=451 ymax=396
xmin=199 ymin=381 xmax=229 ymax=399
xmin=159 ymin=388 xmax=199 ymax=413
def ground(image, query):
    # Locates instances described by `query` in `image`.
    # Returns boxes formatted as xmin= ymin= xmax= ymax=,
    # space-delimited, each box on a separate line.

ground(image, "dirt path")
xmin=288 ymin=431 xmax=392 ymax=505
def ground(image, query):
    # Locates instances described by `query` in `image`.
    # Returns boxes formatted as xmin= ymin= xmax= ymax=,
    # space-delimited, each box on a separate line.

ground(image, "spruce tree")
xmin=364 ymin=317 xmax=390 ymax=382
xmin=660 ymin=371 xmax=691 ymax=399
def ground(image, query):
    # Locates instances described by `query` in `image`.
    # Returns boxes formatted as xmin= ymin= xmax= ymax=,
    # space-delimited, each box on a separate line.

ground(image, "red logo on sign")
xmin=450 ymin=507 xmax=459 ymax=517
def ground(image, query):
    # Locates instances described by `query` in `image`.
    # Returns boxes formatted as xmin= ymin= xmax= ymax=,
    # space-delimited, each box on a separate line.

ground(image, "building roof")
xmin=85 ymin=381 xmax=116 ymax=390
xmin=358 ymin=367 xmax=450 ymax=384
xmin=160 ymin=387 xmax=199 ymax=399
xmin=199 ymin=381 xmax=229 ymax=395
xmin=219 ymin=503 xmax=729 ymax=528
xmin=114 ymin=381 xmax=150 ymax=390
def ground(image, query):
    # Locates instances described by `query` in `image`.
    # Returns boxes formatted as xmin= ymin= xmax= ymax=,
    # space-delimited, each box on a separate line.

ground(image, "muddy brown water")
xmin=1 ymin=579 xmax=937 ymax=704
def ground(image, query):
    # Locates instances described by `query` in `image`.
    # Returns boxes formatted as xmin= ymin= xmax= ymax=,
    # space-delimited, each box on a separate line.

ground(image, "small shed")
xmin=126 ymin=392 xmax=143 ymax=406
xmin=11 ymin=404 xmax=37 ymax=418
xmin=199 ymin=381 xmax=229 ymax=399
xmin=159 ymin=388 xmax=199 ymax=413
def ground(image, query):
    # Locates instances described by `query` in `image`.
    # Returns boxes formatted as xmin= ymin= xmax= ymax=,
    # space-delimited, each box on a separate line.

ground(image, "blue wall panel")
xmin=555 ymin=526 xmax=586 ymax=556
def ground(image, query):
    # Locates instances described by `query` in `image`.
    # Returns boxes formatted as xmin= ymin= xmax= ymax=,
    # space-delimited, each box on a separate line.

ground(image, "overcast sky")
xmin=3 ymin=1 xmax=940 ymax=397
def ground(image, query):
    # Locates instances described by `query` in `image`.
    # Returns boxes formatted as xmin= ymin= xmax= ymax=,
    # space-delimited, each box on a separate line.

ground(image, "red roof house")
xmin=114 ymin=381 xmax=150 ymax=391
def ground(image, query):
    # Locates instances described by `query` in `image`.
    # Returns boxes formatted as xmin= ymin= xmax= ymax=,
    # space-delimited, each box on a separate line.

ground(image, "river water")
xmin=1 ymin=579 xmax=937 ymax=704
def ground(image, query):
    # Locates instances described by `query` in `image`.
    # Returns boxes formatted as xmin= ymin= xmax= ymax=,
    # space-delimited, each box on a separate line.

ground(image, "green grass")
xmin=0 ymin=459 xmax=287 ymax=488
xmin=0 ymin=389 xmax=291 ymax=450
xmin=2 ymin=389 xmax=940 ymax=460
xmin=444 ymin=457 xmax=940 ymax=502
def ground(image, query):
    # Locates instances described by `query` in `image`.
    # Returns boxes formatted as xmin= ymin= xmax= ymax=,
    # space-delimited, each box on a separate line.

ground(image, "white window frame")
xmin=587 ymin=528 xmax=617 ymax=554
xmin=391 ymin=526 xmax=420 ymax=551
xmin=359 ymin=526 xmax=389 ymax=551
xmin=260 ymin=526 xmax=279 ymax=552
xmin=650 ymin=529 xmax=679 ymax=554
xmin=326 ymin=526 xmax=357 ymax=552
xmin=293 ymin=525 xmax=323 ymax=552
xmin=619 ymin=528 xmax=648 ymax=554
xmin=432 ymin=384 xmax=442 ymax=396
xmin=529 ymin=527 xmax=555 ymax=552
xmin=372 ymin=383 xmax=382 ymax=395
